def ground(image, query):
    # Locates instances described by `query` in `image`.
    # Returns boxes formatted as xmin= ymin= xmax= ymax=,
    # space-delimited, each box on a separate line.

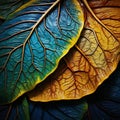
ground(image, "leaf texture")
xmin=87 ymin=0 xmax=120 ymax=42
xmin=0 ymin=98 xmax=87 ymax=120
xmin=29 ymin=99 xmax=87 ymax=120
xmin=83 ymin=62 xmax=120 ymax=120
xmin=0 ymin=0 xmax=32 ymax=19
xmin=0 ymin=97 xmax=30 ymax=120
xmin=28 ymin=0 xmax=120 ymax=101
xmin=0 ymin=0 xmax=84 ymax=104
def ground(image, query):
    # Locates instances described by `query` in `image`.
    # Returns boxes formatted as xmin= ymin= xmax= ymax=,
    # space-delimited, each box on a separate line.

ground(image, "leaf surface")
xmin=0 ymin=0 xmax=34 ymax=19
xmin=29 ymin=99 xmax=87 ymax=120
xmin=83 ymin=62 xmax=120 ymax=120
xmin=28 ymin=0 xmax=120 ymax=101
xmin=0 ymin=98 xmax=87 ymax=120
xmin=0 ymin=97 xmax=30 ymax=120
xmin=87 ymin=0 xmax=120 ymax=42
xmin=0 ymin=0 xmax=84 ymax=104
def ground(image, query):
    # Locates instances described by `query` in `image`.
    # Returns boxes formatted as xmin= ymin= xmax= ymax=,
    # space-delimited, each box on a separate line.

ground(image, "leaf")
xmin=0 ymin=0 xmax=33 ymax=19
xmin=0 ymin=98 xmax=87 ymax=120
xmin=28 ymin=0 xmax=120 ymax=101
xmin=86 ymin=0 xmax=120 ymax=42
xmin=29 ymin=99 xmax=87 ymax=120
xmin=83 ymin=62 xmax=120 ymax=120
xmin=0 ymin=0 xmax=84 ymax=104
xmin=0 ymin=97 xmax=30 ymax=120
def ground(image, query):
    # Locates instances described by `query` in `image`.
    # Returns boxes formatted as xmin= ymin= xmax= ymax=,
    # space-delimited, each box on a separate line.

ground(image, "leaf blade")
xmin=28 ymin=0 xmax=120 ymax=101
xmin=0 ymin=0 xmax=84 ymax=104
xmin=0 ymin=97 xmax=30 ymax=120
xmin=0 ymin=98 xmax=87 ymax=120
xmin=0 ymin=0 xmax=35 ymax=19
xmin=83 ymin=62 xmax=120 ymax=119
xmin=29 ymin=99 xmax=87 ymax=120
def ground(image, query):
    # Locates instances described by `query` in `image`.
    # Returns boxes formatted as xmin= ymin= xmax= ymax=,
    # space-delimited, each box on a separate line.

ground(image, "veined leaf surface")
xmin=83 ymin=62 xmax=120 ymax=120
xmin=29 ymin=100 xmax=87 ymax=120
xmin=87 ymin=0 xmax=120 ymax=42
xmin=28 ymin=0 xmax=120 ymax=101
xmin=0 ymin=0 xmax=33 ymax=19
xmin=0 ymin=0 xmax=84 ymax=104
xmin=0 ymin=97 xmax=30 ymax=120
xmin=0 ymin=98 xmax=87 ymax=120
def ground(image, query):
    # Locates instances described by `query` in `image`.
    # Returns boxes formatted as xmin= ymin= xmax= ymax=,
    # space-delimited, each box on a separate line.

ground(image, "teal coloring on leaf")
xmin=0 ymin=97 xmax=87 ymax=120
xmin=29 ymin=99 xmax=88 ymax=120
xmin=0 ymin=97 xmax=30 ymax=120
xmin=0 ymin=0 xmax=84 ymax=104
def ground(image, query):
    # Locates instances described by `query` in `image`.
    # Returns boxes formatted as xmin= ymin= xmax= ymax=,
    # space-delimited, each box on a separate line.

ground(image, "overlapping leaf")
xmin=87 ymin=0 xmax=120 ymax=42
xmin=0 ymin=0 xmax=32 ymax=19
xmin=0 ymin=97 xmax=87 ymax=120
xmin=83 ymin=62 xmax=120 ymax=120
xmin=28 ymin=0 xmax=120 ymax=102
xmin=0 ymin=0 xmax=84 ymax=104
xmin=29 ymin=99 xmax=87 ymax=120
xmin=0 ymin=97 xmax=30 ymax=120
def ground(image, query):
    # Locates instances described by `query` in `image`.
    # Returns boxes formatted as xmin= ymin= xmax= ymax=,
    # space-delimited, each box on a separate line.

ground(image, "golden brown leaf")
xmin=28 ymin=0 xmax=120 ymax=101
xmin=87 ymin=0 xmax=120 ymax=41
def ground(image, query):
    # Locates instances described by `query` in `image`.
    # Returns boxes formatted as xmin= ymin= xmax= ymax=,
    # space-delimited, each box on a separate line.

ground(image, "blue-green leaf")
xmin=0 ymin=0 xmax=84 ymax=104
xmin=0 ymin=98 xmax=87 ymax=120
xmin=0 ymin=97 xmax=30 ymax=120
xmin=0 ymin=0 xmax=31 ymax=19
xmin=29 ymin=99 xmax=87 ymax=120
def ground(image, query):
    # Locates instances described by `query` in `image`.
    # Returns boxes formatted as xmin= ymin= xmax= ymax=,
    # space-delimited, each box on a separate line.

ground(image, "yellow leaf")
xmin=28 ymin=0 xmax=120 ymax=101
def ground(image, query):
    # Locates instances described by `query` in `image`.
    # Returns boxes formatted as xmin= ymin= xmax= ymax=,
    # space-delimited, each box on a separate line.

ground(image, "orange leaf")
xmin=87 ymin=0 xmax=120 ymax=42
xmin=28 ymin=0 xmax=120 ymax=102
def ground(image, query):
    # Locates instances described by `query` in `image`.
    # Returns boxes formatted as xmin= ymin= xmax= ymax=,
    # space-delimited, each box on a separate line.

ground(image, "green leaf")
xmin=0 ymin=0 xmax=32 ymax=19
xmin=0 ymin=0 xmax=84 ymax=104
xmin=0 ymin=97 xmax=30 ymax=120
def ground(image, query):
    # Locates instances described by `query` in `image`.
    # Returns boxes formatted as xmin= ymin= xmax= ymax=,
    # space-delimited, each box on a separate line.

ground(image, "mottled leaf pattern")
xmin=0 ymin=0 xmax=84 ymax=104
xmin=28 ymin=0 xmax=120 ymax=101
